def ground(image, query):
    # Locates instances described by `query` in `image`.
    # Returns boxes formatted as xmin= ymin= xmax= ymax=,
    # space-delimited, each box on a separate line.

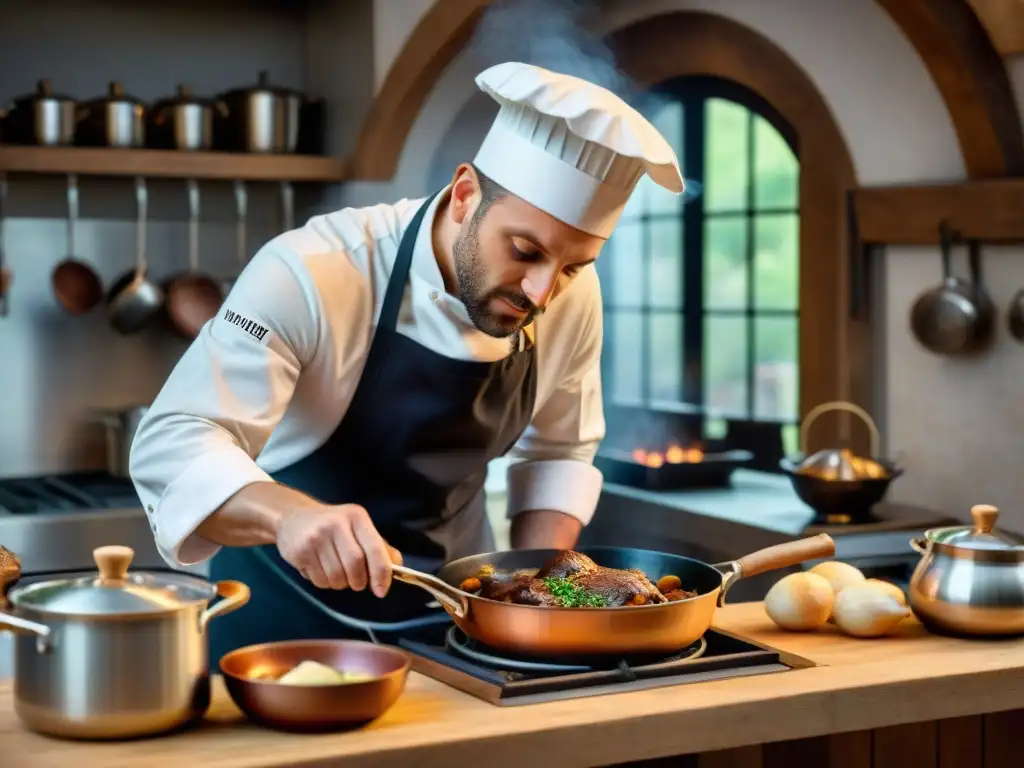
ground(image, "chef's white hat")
xmin=473 ymin=61 xmax=684 ymax=239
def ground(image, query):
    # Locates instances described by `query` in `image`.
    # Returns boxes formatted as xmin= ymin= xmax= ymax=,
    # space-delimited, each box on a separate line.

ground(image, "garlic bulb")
xmin=809 ymin=561 xmax=866 ymax=596
xmin=832 ymin=585 xmax=910 ymax=638
xmin=863 ymin=578 xmax=907 ymax=606
xmin=764 ymin=572 xmax=834 ymax=631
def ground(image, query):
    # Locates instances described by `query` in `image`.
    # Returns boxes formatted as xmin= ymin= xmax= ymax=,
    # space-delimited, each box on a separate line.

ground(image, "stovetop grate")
xmin=0 ymin=471 xmax=139 ymax=514
xmin=398 ymin=625 xmax=807 ymax=706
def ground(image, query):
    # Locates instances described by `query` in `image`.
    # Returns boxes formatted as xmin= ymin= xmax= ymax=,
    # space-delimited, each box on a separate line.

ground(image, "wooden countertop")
xmin=5 ymin=602 xmax=1024 ymax=768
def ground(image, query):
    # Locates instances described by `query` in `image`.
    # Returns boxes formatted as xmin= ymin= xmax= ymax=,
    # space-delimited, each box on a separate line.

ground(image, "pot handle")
xmin=910 ymin=538 xmax=928 ymax=554
xmin=391 ymin=564 xmax=469 ymax=619
xmin=199 ymin=580 xmax=251 ymax=631
xmin=0 ymin=611 xmax=52 ymax=653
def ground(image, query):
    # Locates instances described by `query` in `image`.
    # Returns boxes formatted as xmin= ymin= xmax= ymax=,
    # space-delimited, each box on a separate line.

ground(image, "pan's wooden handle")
xmin=735 ymin=534 xmax=835 ymax=579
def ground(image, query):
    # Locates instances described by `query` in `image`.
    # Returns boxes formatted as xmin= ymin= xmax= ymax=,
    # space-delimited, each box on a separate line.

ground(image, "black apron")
xmin=208 ymin=191 xmax=538 ymax=659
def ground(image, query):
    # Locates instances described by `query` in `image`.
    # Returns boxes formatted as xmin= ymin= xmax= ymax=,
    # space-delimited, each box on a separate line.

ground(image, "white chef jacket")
xmin=130 ymin=189 xmax=607 ymax=568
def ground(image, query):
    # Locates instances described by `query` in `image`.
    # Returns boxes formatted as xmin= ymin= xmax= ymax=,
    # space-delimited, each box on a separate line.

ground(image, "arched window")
xmin=597 ymin=76 xmax=800 ymax=465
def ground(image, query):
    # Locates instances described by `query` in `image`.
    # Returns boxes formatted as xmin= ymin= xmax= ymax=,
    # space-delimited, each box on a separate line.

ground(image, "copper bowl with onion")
xmin=220 ymin=639 xmax=411 ymax=732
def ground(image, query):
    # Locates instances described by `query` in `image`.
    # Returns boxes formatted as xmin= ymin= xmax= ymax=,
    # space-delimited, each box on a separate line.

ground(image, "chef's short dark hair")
xmin=472 ymin=165 xmax=508 ymax=220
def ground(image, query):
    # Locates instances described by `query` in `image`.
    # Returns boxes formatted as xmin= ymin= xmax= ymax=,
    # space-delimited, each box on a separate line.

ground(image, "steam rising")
xmin=464 ymin=0 xmax=700 ymax=200
xmin=467 ymin=0 xmax=638 ymax=103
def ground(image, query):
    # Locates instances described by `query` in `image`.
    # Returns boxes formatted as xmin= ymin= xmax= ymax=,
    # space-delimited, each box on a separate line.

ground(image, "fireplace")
xmin=595 ymin=444 xmax=753 ymax=491
xmin=596 ymin=406 xmax=756 ymax=491
xmin=598 ymin=444 xmax=757 ymax=493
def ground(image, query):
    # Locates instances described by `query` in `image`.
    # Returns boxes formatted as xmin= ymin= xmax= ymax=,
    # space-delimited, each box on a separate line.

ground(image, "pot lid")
xmin=9 ymin=545 xmax=216 ymax=616
xmin=153 ymin=84 xmax=212 ymax=108
xmin=89 ymin=81 xmax=146 ymax=106
xmin=794 ymin=447 xmax=889 ymax=480
xmin=930 ymin=505 xmax=1024 ymax=550
xmin=222 ymin=70 xmax=304 ymax=99
xmin=13 ymin=79 xmax=75 ymax=106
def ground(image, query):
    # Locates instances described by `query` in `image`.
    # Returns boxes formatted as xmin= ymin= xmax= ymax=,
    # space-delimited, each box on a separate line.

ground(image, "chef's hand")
xmin=276 ymin=503 xmax=403 ymax=597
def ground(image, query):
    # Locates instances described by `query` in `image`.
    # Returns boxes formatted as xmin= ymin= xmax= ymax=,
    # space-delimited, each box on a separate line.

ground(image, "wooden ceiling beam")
xmin=353 ymin=0 xmax=1023 ymax=182
xmin=854 ymin=179 xmax=1024 ymax=244
xmin=967 ymin=0 xmax=1024 ymax=56
xmin=874 ymin=0 xmax=1024 ymax=177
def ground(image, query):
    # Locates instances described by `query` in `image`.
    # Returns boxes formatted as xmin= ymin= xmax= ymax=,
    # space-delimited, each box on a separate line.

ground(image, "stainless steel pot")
xmin=909 ymin=504 xmax=1024 ymax=636
xmin=217 ymin=71 xmax=304 ymax=153
xmin=147 ymin=84 xmax=226 ymax=151
xmin=0 ymin=545 xmax=249 ymax=740
xmin=94 ymin=405 xmax=148 ymax=478
xmin=0 ymin=79 xmax=77 ymax=146
xmin=77 ymin=81 xmax=146 ymax=148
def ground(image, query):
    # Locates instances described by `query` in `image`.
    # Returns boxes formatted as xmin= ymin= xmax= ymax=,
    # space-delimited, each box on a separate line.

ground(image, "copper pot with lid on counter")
xmin=0 ymin=545 xmax=250 ymax=740
xmin=909 ymin=504 xmax=1024 ymax=637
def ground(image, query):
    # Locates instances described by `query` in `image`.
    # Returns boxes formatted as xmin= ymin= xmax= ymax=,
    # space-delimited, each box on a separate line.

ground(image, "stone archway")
xmin=351 ymin=0 xmax=1023 ymax=181
xmin=349 ymin=0 xmax=490 ymax=180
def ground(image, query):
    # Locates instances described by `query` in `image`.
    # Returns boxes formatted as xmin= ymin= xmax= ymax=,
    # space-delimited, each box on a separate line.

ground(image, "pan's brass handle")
xmin=712 ymin=534 xmax=836 ymax=608
xmin=735 ymin=534 xmax=836 ymax=580
xmin=200 ymin=580 xmax=251 ymax=631
xmin=712 ymin=561 xmax=742 ymax=607
xmin=391 ymin=564 xmax=469 ymax=619
xmin=800 ymin=401 xmax=880 ymax=457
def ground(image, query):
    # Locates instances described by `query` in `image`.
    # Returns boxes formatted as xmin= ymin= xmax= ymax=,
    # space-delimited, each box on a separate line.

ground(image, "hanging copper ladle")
xmin=165 ymin=179 xmax=223 ymax=339
xmin=51 ymin=175 xmax=104 ymax=315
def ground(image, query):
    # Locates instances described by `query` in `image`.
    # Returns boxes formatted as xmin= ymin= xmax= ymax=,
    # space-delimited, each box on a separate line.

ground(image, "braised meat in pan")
xmin=459 ymin=550 xmax=698 ymax=608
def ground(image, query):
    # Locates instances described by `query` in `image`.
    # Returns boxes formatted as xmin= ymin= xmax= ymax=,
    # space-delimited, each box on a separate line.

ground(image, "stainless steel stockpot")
xmin=0 ymin=545 xmax=249 ymax=740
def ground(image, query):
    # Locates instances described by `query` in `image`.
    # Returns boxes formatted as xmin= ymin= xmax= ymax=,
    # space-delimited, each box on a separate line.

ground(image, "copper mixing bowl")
xmin=220 ymin=639 xmax=411 ymax=732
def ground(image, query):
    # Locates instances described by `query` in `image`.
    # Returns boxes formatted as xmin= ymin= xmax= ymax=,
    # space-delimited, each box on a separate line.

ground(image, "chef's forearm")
xmin=510 ymin=509 xmax=582 ymax=550
xmin=194 ymin=481 xmax=317 ymax=547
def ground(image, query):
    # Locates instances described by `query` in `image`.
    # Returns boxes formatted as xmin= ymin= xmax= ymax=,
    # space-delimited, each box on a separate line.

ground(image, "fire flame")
xmin=631 ymin=444 xmax=705 ymax=468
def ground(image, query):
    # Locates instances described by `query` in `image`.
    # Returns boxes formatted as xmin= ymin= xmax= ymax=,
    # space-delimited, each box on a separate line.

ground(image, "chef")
xmin=129 ymin=61 xmax=683 ymax=658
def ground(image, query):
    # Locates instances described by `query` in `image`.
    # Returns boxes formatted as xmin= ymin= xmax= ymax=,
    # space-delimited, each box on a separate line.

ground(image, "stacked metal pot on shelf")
xmin=0 ymin=72 xmax=324 ymax=154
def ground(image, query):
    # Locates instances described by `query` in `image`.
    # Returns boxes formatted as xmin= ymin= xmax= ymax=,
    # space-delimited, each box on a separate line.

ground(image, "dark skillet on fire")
xmin=392 ymin=537 xmax=834 ymax=658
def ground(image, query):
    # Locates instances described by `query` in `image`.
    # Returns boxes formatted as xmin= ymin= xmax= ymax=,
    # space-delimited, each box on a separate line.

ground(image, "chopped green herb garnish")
xmin=541 ymin=577 xmax=606 ymax=608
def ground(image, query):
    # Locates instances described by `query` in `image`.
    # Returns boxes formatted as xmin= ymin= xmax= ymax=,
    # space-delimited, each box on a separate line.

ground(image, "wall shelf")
xmin=0 ymin=146 xmax=349 ymax=183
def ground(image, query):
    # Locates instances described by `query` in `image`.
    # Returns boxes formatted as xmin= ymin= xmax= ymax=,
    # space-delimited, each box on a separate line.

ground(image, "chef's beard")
xmin=453 ymin=209 xmax=538 ymax=338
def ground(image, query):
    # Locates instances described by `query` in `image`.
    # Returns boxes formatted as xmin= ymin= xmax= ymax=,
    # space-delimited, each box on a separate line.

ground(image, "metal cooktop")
xmin=0 ymin=471 xmax=139 ymax=515
xmin=0 ymin=471 xmax=170 ymax=577
xmin=399 ymin=625 xmax=812 ymax=706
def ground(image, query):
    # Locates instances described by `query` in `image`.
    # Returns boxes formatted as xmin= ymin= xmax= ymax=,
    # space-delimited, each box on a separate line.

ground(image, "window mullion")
xmin=640 ymin=215 xmax=651 ymax=405
xmin=682 ymin=96 xmax=704 ymax=407
xmin=745 ymin=109 xmax=756 ymax=418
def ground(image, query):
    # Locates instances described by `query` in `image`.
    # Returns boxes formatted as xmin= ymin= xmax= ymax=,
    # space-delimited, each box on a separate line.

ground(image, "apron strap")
xmin=378 ymin=190 xmax=442 ymax=331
